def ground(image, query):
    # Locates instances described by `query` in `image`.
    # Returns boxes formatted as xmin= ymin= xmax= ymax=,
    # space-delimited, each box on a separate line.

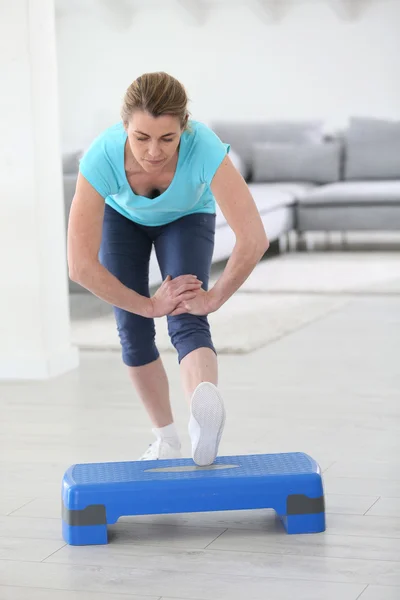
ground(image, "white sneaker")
xmin=189 ymin=382 xmax=226 ymax=467
xmin=139 ymin=438 xmax=182 ymax=461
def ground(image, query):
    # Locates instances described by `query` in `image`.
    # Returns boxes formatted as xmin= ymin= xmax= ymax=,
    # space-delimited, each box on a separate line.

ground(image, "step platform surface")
xmin=62 ymin=452 xmax=325 ymax=545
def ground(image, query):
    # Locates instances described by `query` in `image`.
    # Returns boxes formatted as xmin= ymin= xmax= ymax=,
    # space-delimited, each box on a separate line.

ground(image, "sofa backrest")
xmin=251 ymin=140 xmax=342 ymax=184
xmin=62 ymin=150 xmax=83 ymax=175
xmin=212 ymin=120 xmax=325 ymax=179
xmin=345 ymin=117 xmax=400 ymax=180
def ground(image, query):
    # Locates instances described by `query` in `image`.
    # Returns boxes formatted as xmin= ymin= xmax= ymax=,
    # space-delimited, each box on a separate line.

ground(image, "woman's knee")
xmin=167 ymin=314 xmax=216 ymax=363
xmin=115 ymin=309 xmax=159 ymax=367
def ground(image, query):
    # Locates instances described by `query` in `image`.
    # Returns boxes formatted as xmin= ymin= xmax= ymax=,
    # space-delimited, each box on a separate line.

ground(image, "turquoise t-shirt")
xmin=79 ymin=120 xmax=230 ymax=227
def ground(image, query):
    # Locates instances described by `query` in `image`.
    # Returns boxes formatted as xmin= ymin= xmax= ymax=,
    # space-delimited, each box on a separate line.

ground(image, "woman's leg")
xmin=180 ymin=347 xmax=218 ymax=400
xmin=154 ymin=212 xmax=225 ymax=465
xmin=154 ymin=213 xmax=217 ymax=393
xmin=128 ymin=358 xmax=173 ymax=428
xmin=100 ymin=205 xmax=180 ymax=456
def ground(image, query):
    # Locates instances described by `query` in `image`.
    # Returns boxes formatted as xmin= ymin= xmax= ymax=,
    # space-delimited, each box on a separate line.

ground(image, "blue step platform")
xmin=62 ymin=452 xmax=325 ymax=545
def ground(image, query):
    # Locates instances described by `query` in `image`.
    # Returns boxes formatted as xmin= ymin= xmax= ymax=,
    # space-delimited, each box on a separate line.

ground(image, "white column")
xmin=0 ymin=0 xmax=79 ymax=379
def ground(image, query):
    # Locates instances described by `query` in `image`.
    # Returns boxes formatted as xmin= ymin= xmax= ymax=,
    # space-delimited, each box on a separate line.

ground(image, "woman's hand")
xmin=169 ymin=288 xmax=214 ymax=316
xmin=149 ymin=275 xmax=202 ymax=318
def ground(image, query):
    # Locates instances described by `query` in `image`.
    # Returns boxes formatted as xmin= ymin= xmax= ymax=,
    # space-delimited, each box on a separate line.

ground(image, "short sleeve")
xmin=79 ymin=134 xmax=119 ymax=199
xmin=196 ymin=123 xmax=230 ymax=185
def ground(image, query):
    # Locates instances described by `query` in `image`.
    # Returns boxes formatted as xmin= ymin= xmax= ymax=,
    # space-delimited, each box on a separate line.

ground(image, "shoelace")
xmin=140 ymin=442 xmax=157 ymax=460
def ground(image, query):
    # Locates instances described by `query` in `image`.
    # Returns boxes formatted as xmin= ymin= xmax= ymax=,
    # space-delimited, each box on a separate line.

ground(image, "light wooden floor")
xmin=0 ymin=292 xmax=399 ymax=600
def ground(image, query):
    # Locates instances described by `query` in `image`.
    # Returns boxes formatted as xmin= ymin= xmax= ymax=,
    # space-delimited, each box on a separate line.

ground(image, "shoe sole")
xmin=189 ymin=382 xmax=226 ymax=467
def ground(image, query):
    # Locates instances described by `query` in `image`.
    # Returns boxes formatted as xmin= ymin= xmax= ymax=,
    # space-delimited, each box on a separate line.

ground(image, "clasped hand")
xmin=150 ymin=274 xmax=212 ymax=318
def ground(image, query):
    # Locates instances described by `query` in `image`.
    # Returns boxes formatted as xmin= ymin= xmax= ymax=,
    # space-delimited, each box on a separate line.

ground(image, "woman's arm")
xmin=68 ymin=174 xmax=201 ymax=318
xmin=206 ymin=155 xmax=269 ymax=312
xmin=68 ymin=173 xmax=153 ymax=317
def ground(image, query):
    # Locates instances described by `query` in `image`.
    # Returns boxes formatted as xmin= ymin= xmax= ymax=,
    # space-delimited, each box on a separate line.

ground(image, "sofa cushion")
xmin=298 ymin=181 xmax=400 ymax=206
xmin=215 ymin=183 xmax=294 ymax=228
xmin=248 ymin=183 xmax=296 ymax=211
xmin=212 ymin=120 xmax=324 ymax=177
xmin=347 ymin=116 xmax=400 ymax=140
xmin=252 ymin=141 xmax=341 ymax=184
xmin=345 ymin=117 xmax=400 ymax=180
xmin=250 ymin=182 xmax=315 ymax=198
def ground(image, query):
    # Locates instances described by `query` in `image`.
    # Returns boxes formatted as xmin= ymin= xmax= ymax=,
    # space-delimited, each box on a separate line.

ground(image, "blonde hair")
xmin=121 ymin=72 xmax=190 ymax=129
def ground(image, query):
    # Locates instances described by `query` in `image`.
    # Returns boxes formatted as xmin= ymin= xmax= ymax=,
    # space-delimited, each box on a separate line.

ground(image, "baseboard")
xmin=0 ymin=346 xmax=80 ymax=381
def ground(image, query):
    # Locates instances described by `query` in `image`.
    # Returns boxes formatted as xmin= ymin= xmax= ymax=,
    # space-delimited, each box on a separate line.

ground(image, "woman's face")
xmin=125 ymin=111 xmax=183 ymax=173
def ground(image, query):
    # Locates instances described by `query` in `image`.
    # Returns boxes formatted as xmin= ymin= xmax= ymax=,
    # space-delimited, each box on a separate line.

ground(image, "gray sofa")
xmin=212 ymin=116 xmax=400 ymax=246
xmin=296 ymin=117 xmax=400 ymax=234
xmin=64 ymin=116 xmax=400 ymax=290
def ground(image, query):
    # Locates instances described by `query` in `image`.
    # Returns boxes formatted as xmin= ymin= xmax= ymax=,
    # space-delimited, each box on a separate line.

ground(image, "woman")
xmin=67 ymin=72 xmax=269 ymax=466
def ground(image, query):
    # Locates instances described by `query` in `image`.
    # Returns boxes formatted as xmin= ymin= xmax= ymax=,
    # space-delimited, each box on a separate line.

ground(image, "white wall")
xmin=55 ymin=0 xmax=400 ymax=152
xmin=0 ymin=0 xmax=79 ymax=379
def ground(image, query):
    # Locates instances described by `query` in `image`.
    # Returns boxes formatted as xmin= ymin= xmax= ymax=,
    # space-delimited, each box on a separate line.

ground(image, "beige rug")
xmin=232 ymin=252 xmax=400 ymax=295
xmin=71 ymin=293 xmax=347 ymax=355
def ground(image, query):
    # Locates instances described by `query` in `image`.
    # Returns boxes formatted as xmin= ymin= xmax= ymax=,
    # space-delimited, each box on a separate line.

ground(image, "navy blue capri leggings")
xmin=99 ymin=204 xmax=217 ymax=367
